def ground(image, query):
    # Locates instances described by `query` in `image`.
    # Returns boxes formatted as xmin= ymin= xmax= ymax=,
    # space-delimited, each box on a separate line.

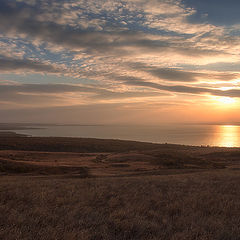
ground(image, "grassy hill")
xmin=0 ymin=136 xmax=240 ymax=239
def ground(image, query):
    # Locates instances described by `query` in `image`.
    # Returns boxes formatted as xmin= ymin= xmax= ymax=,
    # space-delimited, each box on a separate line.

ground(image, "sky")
xmin=1 ymin=0 xmax=240 ymax=124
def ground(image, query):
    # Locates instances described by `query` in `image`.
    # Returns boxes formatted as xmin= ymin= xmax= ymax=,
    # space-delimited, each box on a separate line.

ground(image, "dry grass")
xmin=0 ymin=137 xmax=240 ymax=239
xmin=0 ymin=158 xmax=89 ymax=176
xmin=0 ymin=170 xmax=240 ymax=240
xmin=0 ymin=137 xmax=164 ymax=153
xmin=0 ymin=148 xmax=224 ymax=177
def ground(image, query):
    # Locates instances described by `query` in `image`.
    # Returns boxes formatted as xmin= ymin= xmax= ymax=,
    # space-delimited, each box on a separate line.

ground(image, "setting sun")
xmin=209 ymin=96 xmax=237 ymax=107
xmin=217 ymin=97 xmax=236 ymax=105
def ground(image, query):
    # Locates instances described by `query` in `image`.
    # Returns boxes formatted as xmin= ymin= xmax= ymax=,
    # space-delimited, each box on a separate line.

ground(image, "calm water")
xmin=11 ymin=124 xmax=240 ymax=147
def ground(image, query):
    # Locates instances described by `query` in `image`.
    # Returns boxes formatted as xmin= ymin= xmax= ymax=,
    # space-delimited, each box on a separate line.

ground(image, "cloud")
xmin=0 ymin=83 xmax=168 ymax=109
xmin=0 ymin=0 xmax=230 ymax=60
xmin=0 ymin=83 xmax=88 ymax=94
xmin=0 ymin=103 xmax=128 ymax=124
xmin=0 ymin=101 xmax=191 ymax=125
xmin=124 ymin=79 xmax=206 ymax=93
xmin=127 ymin=62 xmax=240 ymax=82
xmin=123 ymin=78 xmax=240 ymax=98
xmin=0 ymin=58 xmax=62 ymax=74
xmin=181 ymin=61 xmax=240 ymax=72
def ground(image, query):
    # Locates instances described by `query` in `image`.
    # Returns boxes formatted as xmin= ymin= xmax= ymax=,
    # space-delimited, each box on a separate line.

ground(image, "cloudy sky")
xmin=1 ymin=0 xmax=240 ymax=124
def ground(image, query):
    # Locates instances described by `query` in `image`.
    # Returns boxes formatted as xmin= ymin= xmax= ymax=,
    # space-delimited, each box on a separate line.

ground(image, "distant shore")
xmin=0 ymin=131 xmax=30 ymax=137
xmin=0 ymin=123 xmax=104 ymax=131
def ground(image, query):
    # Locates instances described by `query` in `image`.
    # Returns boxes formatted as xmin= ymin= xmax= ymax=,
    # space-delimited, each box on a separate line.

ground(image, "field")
xmin=0 ymin=136 xmax=240 ymax=239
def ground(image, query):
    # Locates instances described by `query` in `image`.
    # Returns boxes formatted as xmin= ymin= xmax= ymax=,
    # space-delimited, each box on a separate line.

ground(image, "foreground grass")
xmin=1 ymin=170 xmax=240 ymax=240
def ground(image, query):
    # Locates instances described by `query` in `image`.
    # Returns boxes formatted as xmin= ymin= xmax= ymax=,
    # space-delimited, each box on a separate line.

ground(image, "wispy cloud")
xmin=0 ymin=58 xmax=63 ymax=73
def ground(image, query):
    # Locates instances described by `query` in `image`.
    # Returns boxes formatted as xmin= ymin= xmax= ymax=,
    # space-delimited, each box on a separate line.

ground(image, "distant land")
xmin=0 ymin=135 xmax=238 ymax=177
xmin=0 ymin=123 xmax=105 ymax=131
xmin=0 ymin=131 xmax=29 ymax=137
xmin=0 ymin=123 xmax=43 ymax=131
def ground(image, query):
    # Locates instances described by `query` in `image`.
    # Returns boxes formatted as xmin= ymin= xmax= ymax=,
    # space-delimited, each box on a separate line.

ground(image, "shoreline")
xmin=1 ymin=123 xmax=240 ymax=148
xmin=0 ymin=130 xmax=239 ymax=149
xmin=0 ymin=134 xmax=239 ymax=178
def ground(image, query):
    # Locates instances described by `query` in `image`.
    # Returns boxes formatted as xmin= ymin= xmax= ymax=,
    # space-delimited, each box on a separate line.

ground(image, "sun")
xmin=217 ymin=97 xmax=236 ymax=105
xmin=209 ymin=96 xmax=237 ymax=107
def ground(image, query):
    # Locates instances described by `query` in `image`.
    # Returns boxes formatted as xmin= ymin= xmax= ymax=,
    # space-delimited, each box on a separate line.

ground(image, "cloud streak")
xmin=0 ymin=58 xmax=62 ymax=73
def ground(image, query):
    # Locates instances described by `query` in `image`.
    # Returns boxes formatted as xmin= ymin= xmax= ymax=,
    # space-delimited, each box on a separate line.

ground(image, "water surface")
xmin=11 ymin=124 xmax=240 ymax=147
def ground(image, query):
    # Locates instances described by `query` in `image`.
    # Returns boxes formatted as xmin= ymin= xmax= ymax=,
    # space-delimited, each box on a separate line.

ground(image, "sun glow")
xmin=217 ymin=97 xmax=236 ymax=105
xmin=210 ymin=96 xmax=237 ymax=106
xmin=219 ymin=87 xmax=233 ymax=91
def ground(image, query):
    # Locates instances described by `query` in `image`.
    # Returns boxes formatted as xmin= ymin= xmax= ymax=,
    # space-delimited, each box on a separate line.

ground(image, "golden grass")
xmin=0 ymin=137 xmax=240 ymax=239
xmin=0 ymin=170 xmax=240 ymax=240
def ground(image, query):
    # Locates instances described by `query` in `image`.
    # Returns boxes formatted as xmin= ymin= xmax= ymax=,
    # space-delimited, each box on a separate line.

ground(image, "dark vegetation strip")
xmin=0 ymin=137 xmax=196 ymax=153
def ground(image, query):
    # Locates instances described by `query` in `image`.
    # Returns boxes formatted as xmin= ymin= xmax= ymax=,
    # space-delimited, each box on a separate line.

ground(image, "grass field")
xmin=0 ymin=136 xmax=240 ymax=239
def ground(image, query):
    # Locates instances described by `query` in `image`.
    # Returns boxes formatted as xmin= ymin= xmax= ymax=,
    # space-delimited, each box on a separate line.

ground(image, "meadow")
xmin=0 ymin=136 xmax=240 ymax=239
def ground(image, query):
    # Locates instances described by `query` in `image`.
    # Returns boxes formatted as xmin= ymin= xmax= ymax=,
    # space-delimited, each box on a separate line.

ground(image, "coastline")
xmin=1 ymin=123 xmax=240 ymax=147
xmin=0 ymin=135 xmax=239 ymax=178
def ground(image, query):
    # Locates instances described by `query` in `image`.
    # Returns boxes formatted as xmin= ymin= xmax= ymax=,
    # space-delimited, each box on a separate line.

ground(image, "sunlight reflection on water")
xmin=215 ymin=125 xmax=240 ymax=147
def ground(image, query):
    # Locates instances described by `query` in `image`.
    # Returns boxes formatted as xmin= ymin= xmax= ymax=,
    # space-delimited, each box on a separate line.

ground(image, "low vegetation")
xmin=1 ymin=171 xmax=240 ymax=240
xmin=0 ymin=136 xmax=163 ymax=153
xmin=0 ymin=136 xmax=240 ymax=239
xmin=0 ymin=158 xmax=89 ymax=176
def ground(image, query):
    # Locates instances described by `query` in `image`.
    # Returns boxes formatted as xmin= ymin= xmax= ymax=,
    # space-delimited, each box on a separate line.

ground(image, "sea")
xmin=8 ymin=124 xmax=240 ymax=147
